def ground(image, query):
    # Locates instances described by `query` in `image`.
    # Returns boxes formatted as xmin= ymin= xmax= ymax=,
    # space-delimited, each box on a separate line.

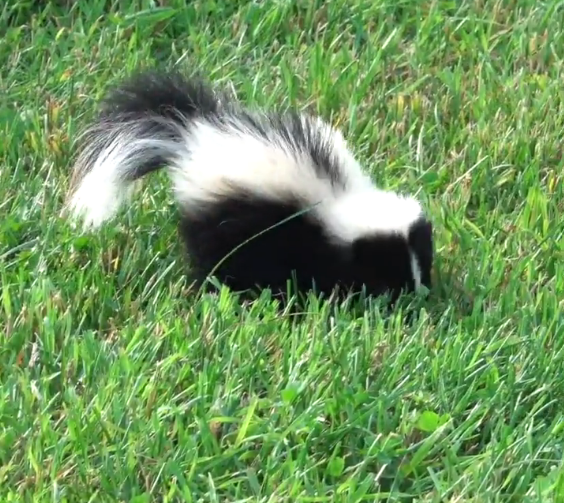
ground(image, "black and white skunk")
xmin=65 ymin=69 xmax=434 ymax=304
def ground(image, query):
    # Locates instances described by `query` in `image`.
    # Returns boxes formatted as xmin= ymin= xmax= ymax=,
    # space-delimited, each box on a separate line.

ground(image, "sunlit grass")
xmin=1 ymin=1 xmax=563 ymax=500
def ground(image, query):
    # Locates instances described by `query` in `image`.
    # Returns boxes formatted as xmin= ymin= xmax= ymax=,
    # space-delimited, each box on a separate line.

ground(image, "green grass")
xmin=1 ymin=0 xmax=564 ymax=500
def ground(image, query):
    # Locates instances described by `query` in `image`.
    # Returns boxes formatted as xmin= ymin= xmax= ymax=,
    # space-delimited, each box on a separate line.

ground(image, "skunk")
xmin=65 ymin=69 xmax=434 ymax=304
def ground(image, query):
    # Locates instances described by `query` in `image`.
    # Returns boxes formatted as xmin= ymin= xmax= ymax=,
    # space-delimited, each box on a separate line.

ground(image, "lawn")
xmin=1 ymin=0 xmax=564 ymax=501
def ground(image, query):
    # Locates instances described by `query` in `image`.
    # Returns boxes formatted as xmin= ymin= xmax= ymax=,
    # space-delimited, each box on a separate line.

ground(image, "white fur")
xmin=169 ymin=117 xmax=373 ymax=211
xmin=319 ymin=188 xmax=423 ymax=242
xmin=67 ymin=130 xmax=181 ymax=228
xmin=67 ymin=135 xmax=135 ymax=228
xmin=170 ymin=121 xmax=333 ymax=208
xmin=410 ymin=253 xmax=423 ymax=290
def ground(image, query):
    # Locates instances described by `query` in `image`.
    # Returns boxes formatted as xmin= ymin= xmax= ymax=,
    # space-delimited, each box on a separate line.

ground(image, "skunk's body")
xmin=66 ymin=69 xmax=433 ymax=302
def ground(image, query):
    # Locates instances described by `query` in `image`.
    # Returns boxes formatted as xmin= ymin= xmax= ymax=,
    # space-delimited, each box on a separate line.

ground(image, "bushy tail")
xmin=65 ymin=69 xmax=223 ymax=229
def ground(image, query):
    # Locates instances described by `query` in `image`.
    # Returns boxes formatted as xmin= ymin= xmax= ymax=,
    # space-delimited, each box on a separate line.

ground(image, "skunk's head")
xmin=347 ymin=218 xmax=433 ymax=301
xmin=320 ymin=188 xmax=433 ymax=302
